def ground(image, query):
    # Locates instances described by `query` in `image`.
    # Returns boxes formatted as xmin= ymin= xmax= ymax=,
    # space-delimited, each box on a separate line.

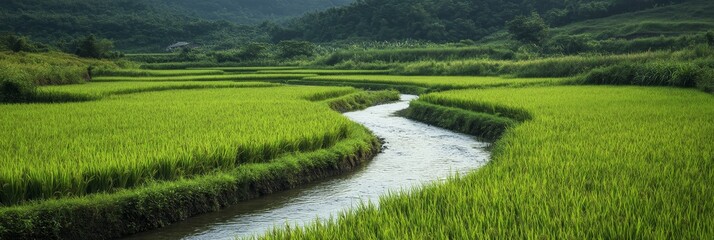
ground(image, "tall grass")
xmin=301 ymin=75 xmax=566 ymax=91
xmin=392 ymin=51 xmax=676 ymax=77
xmin=316 ymin=46 xmax=515 ymax=65
xmin=0 ymin=52 xmax=116 ymax=102
xmin=582 ymin=61 xmax=713 ymax=90
xmin=261 ymin=86 xmax=714 ymax=239
xmin=0 ymin=86 xmax=363 ymax=205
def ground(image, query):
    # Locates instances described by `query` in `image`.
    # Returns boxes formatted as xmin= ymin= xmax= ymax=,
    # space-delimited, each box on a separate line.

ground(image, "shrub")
xmin=506 ymin=12 xmax=549 ymax=45
xmin=583 ymin=62 xmax=705 ymax=87
xmin=278 ymin=40 xmax=316 ymax=59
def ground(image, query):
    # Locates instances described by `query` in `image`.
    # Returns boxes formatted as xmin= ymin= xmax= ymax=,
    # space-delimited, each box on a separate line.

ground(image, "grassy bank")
xmin=261 ymin=86 xmax=714 ymax=238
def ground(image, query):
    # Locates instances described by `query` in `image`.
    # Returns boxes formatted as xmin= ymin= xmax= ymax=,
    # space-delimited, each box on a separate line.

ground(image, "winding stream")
xmin=126 ymin=95 xmax=490 ymax=240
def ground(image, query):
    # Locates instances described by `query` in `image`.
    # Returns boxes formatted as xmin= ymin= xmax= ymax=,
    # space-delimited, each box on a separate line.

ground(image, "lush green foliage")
xmin=262 ymin=86 xmax=714 ymax=239
xmin=582 ymin=61 xmax=714 ymax=91
xmin=92 ymin=74 xmax=316 ymax=82
xmin=0 ymin=0 xmax=267 ymax=51
xmin=257 ymin=69 xmax=390 ymax=75
xmin=391 ymin=47 xmax=714 ymax=79
xmin=275 ymin=0 xmax=684 ymax=42
xmin=301 ymin=75 xmax=565 ymax=91
xmin=506 ymin=12 xmax=549 ymax=44
xmin=318 ymin=46 xmax=515 ymax=66
xmin=0 ymin=114 xmax=381 ymax=239
xmin=152 ymin=0 xmax=351 ymax=24
xmin=0 ymin=52 xmax=116 ymax=102
xmin=550 ymin=0 xmax=714 ymax=40
xmin=0 ymin=86 xmax=366 ymax=205
xmin=95 ymin=69 xmax=225 ymax=77
xmin=36 ymin=81 xmax=279 ymax=100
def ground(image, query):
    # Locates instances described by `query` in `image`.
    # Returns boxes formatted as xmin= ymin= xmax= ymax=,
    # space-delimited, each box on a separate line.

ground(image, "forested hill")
xmin=273 ymin=0 xmax=690 ymax=42
xmin=154 ymin=0 xmax=353 ymax=24
xmin=0 ymin=0 xmax=352 ymax=51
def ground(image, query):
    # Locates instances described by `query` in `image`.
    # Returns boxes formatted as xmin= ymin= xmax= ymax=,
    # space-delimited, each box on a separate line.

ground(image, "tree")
xmin=506 ymin=12 xmax=549 ymax=45
xmin=277 ymin=40 xmax=315 ymax=59
xmin=8 ymin=35 xmax=36 ymax=52
xmin=237 ymin=43 xmax=268 ymax=60
xmin=75 ymin=35 xmax=115 ymax=58
xmin=706 ymin=31 xmax=714 ymax=47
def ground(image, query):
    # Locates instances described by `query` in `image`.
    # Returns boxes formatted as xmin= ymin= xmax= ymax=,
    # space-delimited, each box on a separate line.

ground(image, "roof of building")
xmin=166 ymin=42 xmax=190 ymax=49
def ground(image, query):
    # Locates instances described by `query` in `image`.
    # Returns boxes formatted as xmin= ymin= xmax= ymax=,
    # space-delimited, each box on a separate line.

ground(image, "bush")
xmin=583 ymin=62 xmax=705 ymax=87
xmin=546 ymin=35 xmax=594 ymax=54
xmin=278 ymin=40 xmax=316 ymax=59
xmin=0 ymin=78 xmax=36 ymax=102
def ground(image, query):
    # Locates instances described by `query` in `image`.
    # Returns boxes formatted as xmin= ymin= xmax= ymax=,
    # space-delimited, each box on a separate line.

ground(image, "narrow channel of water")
xmin=125 ymin=95 xmax=490 ymax=240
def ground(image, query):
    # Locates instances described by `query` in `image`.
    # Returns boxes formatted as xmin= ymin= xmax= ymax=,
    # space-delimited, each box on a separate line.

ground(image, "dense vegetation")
xmin=264 ymin=86 xmax=714 ymax=238
xmin=1 ymin=0 xmax=713 ymax=238
xmin=0 ymin=52 xmax=117 ymax=102
xmin=154 ymin=0 xmax=352 ymax=24
xmin=273 ymin=0 xmax=688 ymax=42
xmin=0 ymin=0 xmax=265 ymax=51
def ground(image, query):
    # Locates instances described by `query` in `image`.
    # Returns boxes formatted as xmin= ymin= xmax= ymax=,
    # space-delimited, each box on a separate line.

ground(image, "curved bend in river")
xmin=127 ymin=94 xmax=490 ymax=240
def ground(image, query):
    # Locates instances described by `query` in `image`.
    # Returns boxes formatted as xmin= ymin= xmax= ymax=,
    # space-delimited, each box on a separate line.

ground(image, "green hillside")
xmin=0 ymin=0 xmax=352 ymax=52
xmin=273 ymin=0 xmax=690 ymax=42
xmin=552 ymin=0 xmax=714 ymax=39
xmin=154 ymin=0 xmax=352 ymax=24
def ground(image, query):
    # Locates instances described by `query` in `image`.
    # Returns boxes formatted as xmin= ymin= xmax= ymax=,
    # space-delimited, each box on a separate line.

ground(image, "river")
xmin=126 ymin=94 xmax=490 ymax=240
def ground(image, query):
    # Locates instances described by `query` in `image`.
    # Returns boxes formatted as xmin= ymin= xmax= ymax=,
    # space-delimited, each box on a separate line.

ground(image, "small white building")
xmin=166 ymin=42 xmax=190 ymax=52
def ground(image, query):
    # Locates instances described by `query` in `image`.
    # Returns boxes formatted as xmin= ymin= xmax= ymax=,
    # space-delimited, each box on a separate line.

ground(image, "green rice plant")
xmin=301 ymin=75 xmax=565 ymax=91
xmin=0 ymin=86 xmax=364 ymax=205
xmin=192 ymin=66 xmax=302 ymax=72
xmin=256 ymin=69 xmax=390 ymax=75
xmin=92 ymin=74 xmax=316 ymax=82
xmin=36 ymin=81 xmax=280 ymax=100
xmin=94 ymin=69 xmax=225 ymax=77
xmin=261 ymin=86 xmax=714 ymax=239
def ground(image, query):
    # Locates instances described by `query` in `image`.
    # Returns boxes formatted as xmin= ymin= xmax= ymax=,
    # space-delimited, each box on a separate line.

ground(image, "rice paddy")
xmin=0 ymin=85 xmax=376 ymax=205
xmin=37 ymin=81 xmax=279 ymax=99
xmin=92 ymin=74 xmax=317 ymax=82
xmin=256 ymin=69 xmax=391 ymax=75
xmin=261 ymin=86 xmax=714 ymax=239
xmin=95 ymin=69 xmax=226 ymax=77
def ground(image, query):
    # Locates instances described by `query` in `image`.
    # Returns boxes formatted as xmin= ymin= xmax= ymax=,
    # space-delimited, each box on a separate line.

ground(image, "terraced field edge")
xmin=400 ymin=100 xmax=523 ymax=141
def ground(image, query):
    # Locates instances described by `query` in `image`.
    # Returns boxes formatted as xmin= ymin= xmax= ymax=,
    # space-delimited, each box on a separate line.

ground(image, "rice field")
xmin=191 ymin=66 xmax=302 ymax=72
xmin=37 ymin=81 xmax=279 ymax=99
xmin=92 ymin=74 xmax=317 ymax=82
xmin=95 ymin=69 xmax=226 ymax=77
xmin=262 ymin=86 xmax=714 ymax=238
xmin=301 ymin=75 xmax=567 ymax=90
xmin=256 ymin=69 xmax=390 ymax=75
xmin=0 ymin=86 xmax=368 ymax=205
